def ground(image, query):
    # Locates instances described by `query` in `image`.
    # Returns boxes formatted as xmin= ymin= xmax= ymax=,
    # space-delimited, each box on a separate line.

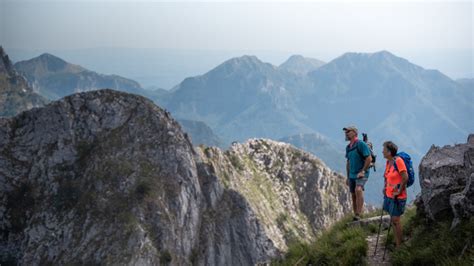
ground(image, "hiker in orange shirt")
xmin=382 ymin=141 xmax=408 ymax=248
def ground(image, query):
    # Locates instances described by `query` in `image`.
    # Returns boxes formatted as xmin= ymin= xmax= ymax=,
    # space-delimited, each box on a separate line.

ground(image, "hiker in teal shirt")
xmin=343 ymin=126 xmax=372 ymax=221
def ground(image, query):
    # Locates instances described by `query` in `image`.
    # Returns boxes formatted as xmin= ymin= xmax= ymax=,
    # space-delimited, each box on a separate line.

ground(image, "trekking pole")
xmin=373 ymin=201 xmax=385 ymax=256
xmin=383 ymin=195 xmax=398 ymax=261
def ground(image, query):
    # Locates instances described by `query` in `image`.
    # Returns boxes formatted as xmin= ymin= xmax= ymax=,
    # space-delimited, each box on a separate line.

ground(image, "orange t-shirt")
xmin=384 ymin=157 xmax=407 ymax=199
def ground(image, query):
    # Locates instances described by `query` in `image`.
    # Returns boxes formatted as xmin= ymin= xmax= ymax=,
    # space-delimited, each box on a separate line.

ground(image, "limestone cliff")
xmin=0 ymin=89 xmax=350 ymax=265
xmin=197 ymin=140 xmax=351 ymax=251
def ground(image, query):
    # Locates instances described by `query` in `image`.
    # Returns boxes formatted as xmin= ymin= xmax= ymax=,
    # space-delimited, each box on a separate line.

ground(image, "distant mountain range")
xmin=12 ymin=50 xmax=472 ymax=161
xmin=157 ymin=55 xmax=314 ymax=144
xmin=158 ymin=50 xmax=473 ymax=158
xmin=14 ymin=53 xmax=165 ymax=100
xmin=156 ymin=50 xmax=473 ymax=203
xmin=3 ymin=49 xmax=222 ymax=150
xmin=7 ymin=48 xmax=297 ymax=89
xmin=3 ymin=47 xmax=472 ymax=204
xmin=303 ymin=51 xmax=473 ymax=158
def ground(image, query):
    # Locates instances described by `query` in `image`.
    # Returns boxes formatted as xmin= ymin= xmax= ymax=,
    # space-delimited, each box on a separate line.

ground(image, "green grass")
xmin=273 ymin=215 xmax=370 ymax=266
xmin=272 ymin=204 xmax=474 ymax=266
xmin=228 ymin=152 xmax=244 ymax=171
xmin=390 ymin=209 xmax=474 ymax=266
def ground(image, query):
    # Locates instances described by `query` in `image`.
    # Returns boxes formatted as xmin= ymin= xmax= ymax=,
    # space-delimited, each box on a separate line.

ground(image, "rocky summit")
xmin=417 ymin=134 xmax=474 ymax=227
xmin=0 ymin=89 xmax=350 ymax=265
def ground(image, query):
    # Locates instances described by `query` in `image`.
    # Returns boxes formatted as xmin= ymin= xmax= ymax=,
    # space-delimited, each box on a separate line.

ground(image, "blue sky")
xmin=1 ymin=0 xmax=472 ymax=78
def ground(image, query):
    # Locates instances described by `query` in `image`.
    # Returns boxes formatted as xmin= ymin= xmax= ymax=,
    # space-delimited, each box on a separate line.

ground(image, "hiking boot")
xmin=353 ymin=215 xmax=361 ymax=221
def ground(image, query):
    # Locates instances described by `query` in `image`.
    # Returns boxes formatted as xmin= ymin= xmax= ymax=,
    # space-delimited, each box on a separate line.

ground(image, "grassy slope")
xmin=272 ymin=213 xmax=374 ymax=265
xmin=390 ymin=209 xmax=473 ymax=266
xmin=274 ymin=206 xmax=473 ymax=265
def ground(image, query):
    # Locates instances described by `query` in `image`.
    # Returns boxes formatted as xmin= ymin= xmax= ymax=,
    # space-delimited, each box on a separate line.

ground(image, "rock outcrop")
xmin=0 ymin=89 xmax=202 ymax=265
xmin=197 ymin=139 xmax=351 ymax=252
xmin=417 ymin=134 xmax=474 ymax=226
xmin=0 ymin=46 xmax=47 ymax=117
xmin=0 ymin=89 xmax=350 ymax=265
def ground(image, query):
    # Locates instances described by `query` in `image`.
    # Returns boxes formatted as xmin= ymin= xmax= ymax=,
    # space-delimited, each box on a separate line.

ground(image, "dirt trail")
xmin=366 ymin=233 xmax=392 ymax=266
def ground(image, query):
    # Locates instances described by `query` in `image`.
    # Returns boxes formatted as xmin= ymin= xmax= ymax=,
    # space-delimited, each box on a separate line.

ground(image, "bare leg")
xmin=392 ymin=216 xmax=402 ymax=247
xmin=355 ymin=185 xmax=364 ymax=215
xmin=351 ymin=193 xmax=357 ymax=215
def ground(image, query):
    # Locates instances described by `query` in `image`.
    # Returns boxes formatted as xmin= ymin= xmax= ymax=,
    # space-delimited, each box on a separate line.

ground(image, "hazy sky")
xmin=1 ymin=0 xmax=473 ymax=78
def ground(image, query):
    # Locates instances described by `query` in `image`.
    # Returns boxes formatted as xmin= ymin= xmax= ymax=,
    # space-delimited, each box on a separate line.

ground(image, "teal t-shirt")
xmin=345 ymin=140 xmax=371 ymax=179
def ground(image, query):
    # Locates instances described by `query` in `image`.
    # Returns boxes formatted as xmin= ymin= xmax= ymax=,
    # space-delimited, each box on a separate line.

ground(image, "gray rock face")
xmin=0 ymin=89 xmax=350 ymax=265
xmin=417 ymin=134 xmax=474 ymax=224
xmin=0 ymin=46 xmax=47 ymax=117
xmin=195 ymin=163 xmax=278 ymax=265
xmin=196 ymin=139 xmax=352 ymax=252
xmin=1 ymin=89 xmax=201 ymax=265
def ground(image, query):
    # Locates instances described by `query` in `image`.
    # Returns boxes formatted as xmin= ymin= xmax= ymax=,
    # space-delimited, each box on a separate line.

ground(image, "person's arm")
xmin=393 ymin=171 xmax=408 ymax=197
xmin=362 ymin=155 xmax=372 ymax=172
xmin=400 ymin=171 xmax=408 ymax=191
xmin=357 ymin=155 xmax=372 ymax=178
xmin=383 ymin=161 xmax=387 ymax=196
xmin=357 ymin=142 xmax=372 ymax=178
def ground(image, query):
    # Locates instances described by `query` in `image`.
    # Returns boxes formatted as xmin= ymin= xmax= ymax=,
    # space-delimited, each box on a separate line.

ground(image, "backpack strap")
xmin=355 ymin=140 xmax=365 ymax=159
xmin=348 ymin=140 xmax=370 ymax=162
xmin=392 ymin=156 xmax=397 ymax=171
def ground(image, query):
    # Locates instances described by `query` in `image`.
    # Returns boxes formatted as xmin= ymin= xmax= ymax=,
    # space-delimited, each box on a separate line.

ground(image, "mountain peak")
xmin=371 ymin=50 xmax=394 ymax=56
xmin=279 ymin=54 xmax=325 ymax=75
xmin=368 ymin=50 xmax=400 ymax=60
xmin=38 ymin=52 xmax=61 ymax=59
xmin=340 ymin=50 xmax=396 ymax=59
xmin=37 ymin=53 xmax=72 ymax=70
xmin=13 ymin=53 xmax=149 ymax=100
xmin=36 ymin=52 xmax=69 ymax=65
xmin=226 ymin=55 xmax=265 ymax=66
xmin=318 ymin=50 xmax=422 ymax=75
xmin=284 ymin=54 xmax=322 ymax=62
xmin=288 ymin=54 xmax=304 ymax=59
xmin=16 ymin=52 xmax=85 ymax=74
xmin=207 ymin=55 xmax=277 ymax=76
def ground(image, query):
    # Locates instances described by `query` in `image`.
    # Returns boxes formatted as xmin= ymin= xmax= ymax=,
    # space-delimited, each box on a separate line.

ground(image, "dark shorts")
xmin=349 ymin=177 xmax=368 ymax=193
xmin=383 ymin=196 xmax=407 ymax=217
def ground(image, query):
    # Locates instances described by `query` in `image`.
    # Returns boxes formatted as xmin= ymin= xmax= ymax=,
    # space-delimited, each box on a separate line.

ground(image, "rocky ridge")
xmin=0 ymin=89 xmax=351 ymax=265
